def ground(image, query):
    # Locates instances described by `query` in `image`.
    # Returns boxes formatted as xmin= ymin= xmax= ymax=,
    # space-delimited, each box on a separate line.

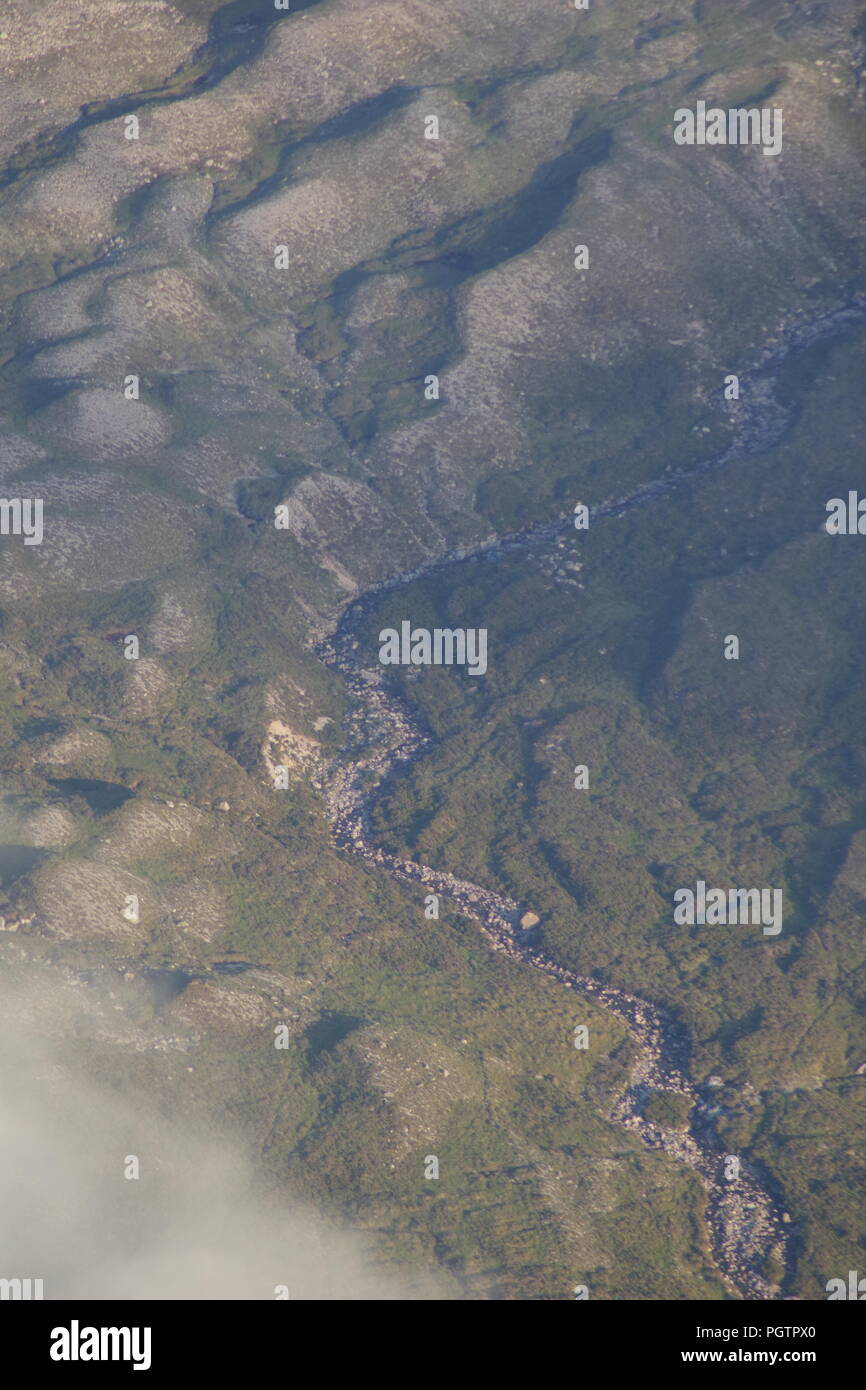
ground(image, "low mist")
xmin=0 ymin=971 xmax=439 ymax=1300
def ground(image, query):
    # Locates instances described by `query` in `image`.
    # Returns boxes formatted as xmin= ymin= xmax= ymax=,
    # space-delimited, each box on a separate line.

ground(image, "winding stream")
xmin=315 ymin=293 xmax=866 ymax=1300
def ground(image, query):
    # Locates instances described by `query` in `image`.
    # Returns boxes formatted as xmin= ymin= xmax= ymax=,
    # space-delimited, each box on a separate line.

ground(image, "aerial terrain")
xmin=0 ymin=0 xmax=865 ymax=1300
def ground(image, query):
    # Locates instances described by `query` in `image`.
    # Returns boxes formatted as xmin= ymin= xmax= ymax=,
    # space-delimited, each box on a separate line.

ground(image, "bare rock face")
xmin=519 ymin=911 xmax=541 ymax=930
xmin=165 ymin=979 xmax=273 ymax=1032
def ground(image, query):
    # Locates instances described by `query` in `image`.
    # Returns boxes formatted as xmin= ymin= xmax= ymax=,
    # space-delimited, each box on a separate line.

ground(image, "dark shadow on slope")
xmin=305 ymin=1012 xmax=364 ymax=1064
xmin=48 ymin=778 xmax=135 ymax=815
xmin=143 ymin=967 xmax=195 ymax=1011
xmin=0 ymin=844 xmax=47 ymax=885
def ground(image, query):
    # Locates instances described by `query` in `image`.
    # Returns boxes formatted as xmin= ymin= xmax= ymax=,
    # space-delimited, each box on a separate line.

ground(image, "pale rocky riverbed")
xmin=314 ymin=295 xmax=866 ymax=1299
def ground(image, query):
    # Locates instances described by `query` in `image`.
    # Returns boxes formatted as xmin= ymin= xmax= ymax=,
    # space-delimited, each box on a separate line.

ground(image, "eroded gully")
xmin=315 ymin=294 xmax=866 ymax=1299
